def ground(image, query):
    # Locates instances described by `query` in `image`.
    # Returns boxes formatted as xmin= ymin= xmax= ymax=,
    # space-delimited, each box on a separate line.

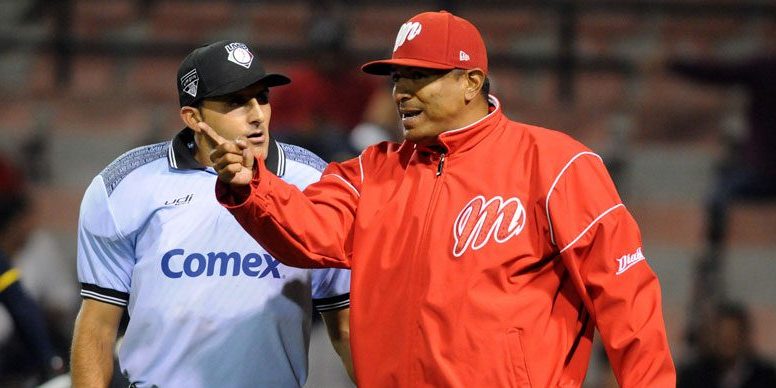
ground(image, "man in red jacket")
xmin=206 ymin=10 xmax=676 ymax=387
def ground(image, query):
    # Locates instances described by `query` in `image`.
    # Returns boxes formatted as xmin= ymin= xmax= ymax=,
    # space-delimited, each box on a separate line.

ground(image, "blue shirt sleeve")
xmin=76 ymin=176 xmax=134 ymax=306
xmin=310 ymin=267 xmax=350 ymax=312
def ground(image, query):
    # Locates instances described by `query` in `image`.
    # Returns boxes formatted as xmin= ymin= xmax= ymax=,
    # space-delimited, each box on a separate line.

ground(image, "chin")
xmin=403 ymin=131 xmax=433 ymax=146
xmin=250 ymin=145 xmax=268 ymax=161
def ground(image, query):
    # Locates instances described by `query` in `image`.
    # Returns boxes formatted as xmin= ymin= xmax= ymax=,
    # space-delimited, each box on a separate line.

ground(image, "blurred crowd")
xmin=0 ymin=154 xmax=75 ymax=385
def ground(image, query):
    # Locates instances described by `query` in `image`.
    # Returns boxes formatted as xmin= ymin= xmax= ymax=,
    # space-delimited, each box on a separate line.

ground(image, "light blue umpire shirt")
xmin=77 ymin=128 xmax=350 ymax=387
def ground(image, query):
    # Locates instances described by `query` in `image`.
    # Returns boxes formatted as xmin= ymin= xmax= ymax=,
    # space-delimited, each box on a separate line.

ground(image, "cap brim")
xmin=205 ymin=73 xmax=291 ymax=100
xmin=361 ymin=58 xmax=456 ymax=75
xmin=260 ymin=73 xmax=292 ymax=87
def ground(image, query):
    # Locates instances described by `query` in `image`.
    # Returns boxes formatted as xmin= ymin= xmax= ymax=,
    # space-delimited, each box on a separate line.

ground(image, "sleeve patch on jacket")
xmin=615 ymin=247 xmax=646 ymax=275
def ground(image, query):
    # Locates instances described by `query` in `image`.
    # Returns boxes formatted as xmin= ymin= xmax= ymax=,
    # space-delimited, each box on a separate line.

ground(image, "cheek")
xmin=209 ymin=116 xmax=241 ymax=138
xmin=424 ymin=93 xmax=459 ymax=120
xmin=263 ymin=106 xmax=272 ymax=123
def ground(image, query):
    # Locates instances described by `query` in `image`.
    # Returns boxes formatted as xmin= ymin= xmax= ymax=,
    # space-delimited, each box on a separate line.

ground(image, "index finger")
xmin=197 ymin=121 xmax=226 ymax=146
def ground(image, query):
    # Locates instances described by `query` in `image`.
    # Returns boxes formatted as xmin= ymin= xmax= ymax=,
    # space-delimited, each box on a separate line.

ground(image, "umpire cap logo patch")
xmin=224 ymin=42 xmax=254 ymax=69
xmin=180 ymin=69 xmax=199 ymax=97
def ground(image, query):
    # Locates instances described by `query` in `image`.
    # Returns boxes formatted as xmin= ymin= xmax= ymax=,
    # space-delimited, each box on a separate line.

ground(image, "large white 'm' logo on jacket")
xmin=452 ymin=195 xmax=527 ymax=257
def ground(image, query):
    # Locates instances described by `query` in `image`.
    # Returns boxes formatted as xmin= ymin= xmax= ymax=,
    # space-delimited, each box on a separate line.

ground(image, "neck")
xmin=452 ymin=97 xmax=491 ymax=130
xmin=194 ymin=133 xmax=215 ymax=167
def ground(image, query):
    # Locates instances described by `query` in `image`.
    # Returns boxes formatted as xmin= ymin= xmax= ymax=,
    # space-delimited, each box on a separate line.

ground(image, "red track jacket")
xmin=218 ymin=98 xmax=676 ymax=387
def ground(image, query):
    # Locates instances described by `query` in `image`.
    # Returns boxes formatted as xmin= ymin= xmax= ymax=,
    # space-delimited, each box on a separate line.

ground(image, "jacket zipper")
xmin=407 ymin=151 xmax=447 ymax=384
xmin=436 ymin=153 xmax=446 ymax=176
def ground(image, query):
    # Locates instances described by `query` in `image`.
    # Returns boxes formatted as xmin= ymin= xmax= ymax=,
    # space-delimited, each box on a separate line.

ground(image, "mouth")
xmin=399 ymin=109 xmax=423 ymax=128
xmin=245 ymin=131 xmax=265 ymax=144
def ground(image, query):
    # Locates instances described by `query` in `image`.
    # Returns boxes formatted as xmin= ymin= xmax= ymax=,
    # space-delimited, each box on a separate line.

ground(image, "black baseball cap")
xmin=177 ymin=40 xmax=291 ymax=107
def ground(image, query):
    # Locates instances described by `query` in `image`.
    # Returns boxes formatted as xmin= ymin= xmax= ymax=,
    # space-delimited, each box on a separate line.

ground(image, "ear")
xmin=180 ymin=106 xmax=203 ymax=132
xmin=463 ymin=69 xmax=486 ymax=102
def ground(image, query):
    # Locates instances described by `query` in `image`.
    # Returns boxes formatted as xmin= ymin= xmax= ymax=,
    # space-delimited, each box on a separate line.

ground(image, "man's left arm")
xmin=547 ymin=152 xmax=676 ymax=387
xmin=321 ymin=307 xmax=354 ymax=382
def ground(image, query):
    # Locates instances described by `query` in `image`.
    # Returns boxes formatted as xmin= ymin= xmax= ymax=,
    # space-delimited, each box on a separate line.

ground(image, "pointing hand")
xmin=199 ymin=121 xmax=255 ymax=186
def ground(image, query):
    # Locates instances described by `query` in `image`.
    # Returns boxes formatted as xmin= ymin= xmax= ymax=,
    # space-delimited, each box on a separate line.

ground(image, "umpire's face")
xmin=391 ymin=66 xmax=484 ymax=146
xmin=190 ymin=82 xmax=272 ymax=164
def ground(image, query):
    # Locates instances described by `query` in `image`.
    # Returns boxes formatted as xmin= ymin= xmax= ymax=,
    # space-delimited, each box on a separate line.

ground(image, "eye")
xmin=408 ymin=71 xmax=426 ymax=80
xmin=225 ymin=97 xmax=245 ymax=108
xmin=256 ymin=90 xmax=270 ymax=104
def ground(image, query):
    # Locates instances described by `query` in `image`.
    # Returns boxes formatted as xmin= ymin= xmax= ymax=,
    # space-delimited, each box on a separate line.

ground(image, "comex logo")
xmin=393 ymin=21 xmax=422 ymax=52
xmin=452 ymin=195 xmax=527 ymax=257
xmin=161 ymin=249 xmax=282 ymax=279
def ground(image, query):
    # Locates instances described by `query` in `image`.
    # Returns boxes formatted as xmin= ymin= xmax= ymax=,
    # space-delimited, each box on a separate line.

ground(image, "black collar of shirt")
xmin=167 ymin=128 xmax=284 ymax=177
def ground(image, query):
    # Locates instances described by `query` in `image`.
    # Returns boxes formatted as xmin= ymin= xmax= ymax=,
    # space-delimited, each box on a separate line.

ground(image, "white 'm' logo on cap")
xmin=224 ymin=42 xmax=254 ymax=69
xmin=393 ymin=22 xmax=422 ymax=52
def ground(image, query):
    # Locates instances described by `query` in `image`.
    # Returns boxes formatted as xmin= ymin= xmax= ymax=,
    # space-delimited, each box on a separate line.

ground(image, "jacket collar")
xmin=414 ymin=95 xmax=504 ymax=156
xmin=167 ymin=128 xmax=285 ymax=176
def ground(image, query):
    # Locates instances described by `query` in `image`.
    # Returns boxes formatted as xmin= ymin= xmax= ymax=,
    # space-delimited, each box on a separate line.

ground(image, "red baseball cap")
xmin=361 ymin=10 xmax=488 ymax=75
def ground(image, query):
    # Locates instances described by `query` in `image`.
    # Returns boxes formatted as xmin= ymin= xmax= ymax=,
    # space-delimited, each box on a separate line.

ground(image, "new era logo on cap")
xmin=361 ymin=10 xmax=488 ymax=75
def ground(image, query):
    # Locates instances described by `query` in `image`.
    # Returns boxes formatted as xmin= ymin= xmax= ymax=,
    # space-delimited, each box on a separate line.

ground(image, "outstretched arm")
xmin=207 ymin=121 xmax=360 ymax=269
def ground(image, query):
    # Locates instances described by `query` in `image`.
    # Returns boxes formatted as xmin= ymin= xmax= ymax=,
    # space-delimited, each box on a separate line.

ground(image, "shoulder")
xmin=80 ymin=142 xmax=170 ymax=235
xmin=338 ymin=141 xmax=402 ymax=175
xmin=278 ymin=142 xmax=328 ymax=173
xmin=510 ymin=120 xmax=599 ymax=171
xmin=360 ymin=140 xmax=403 ymax=160
xmin=517 ymin=121 xmax=589 ymax=155
xmin=499 ymin=118 xmax=609 ymax=194
xmin=99 ymin=141 xmax=170 ymax=197
xmin=277 ymin=142 xmax=329 ymax=189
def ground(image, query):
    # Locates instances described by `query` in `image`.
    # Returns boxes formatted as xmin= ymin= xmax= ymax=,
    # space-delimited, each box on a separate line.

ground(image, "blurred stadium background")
xmin=0 ymin=0 xmax=774 ymax=387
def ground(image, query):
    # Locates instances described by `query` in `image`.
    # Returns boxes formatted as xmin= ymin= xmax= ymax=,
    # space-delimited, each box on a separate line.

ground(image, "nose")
xmin=393 ymin=80 xmax=412 ymax=103
xmin=246 ymin=98 xmax=265 ymax=123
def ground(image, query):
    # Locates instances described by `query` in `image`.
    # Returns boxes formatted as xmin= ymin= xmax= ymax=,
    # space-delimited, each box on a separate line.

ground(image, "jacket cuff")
xmin=216 ymin=157 xmax=265 ymax=208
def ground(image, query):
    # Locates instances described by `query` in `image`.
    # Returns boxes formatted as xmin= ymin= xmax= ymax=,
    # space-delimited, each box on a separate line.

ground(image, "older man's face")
xmin=390 ymin=67 xmax=469 ymax=146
